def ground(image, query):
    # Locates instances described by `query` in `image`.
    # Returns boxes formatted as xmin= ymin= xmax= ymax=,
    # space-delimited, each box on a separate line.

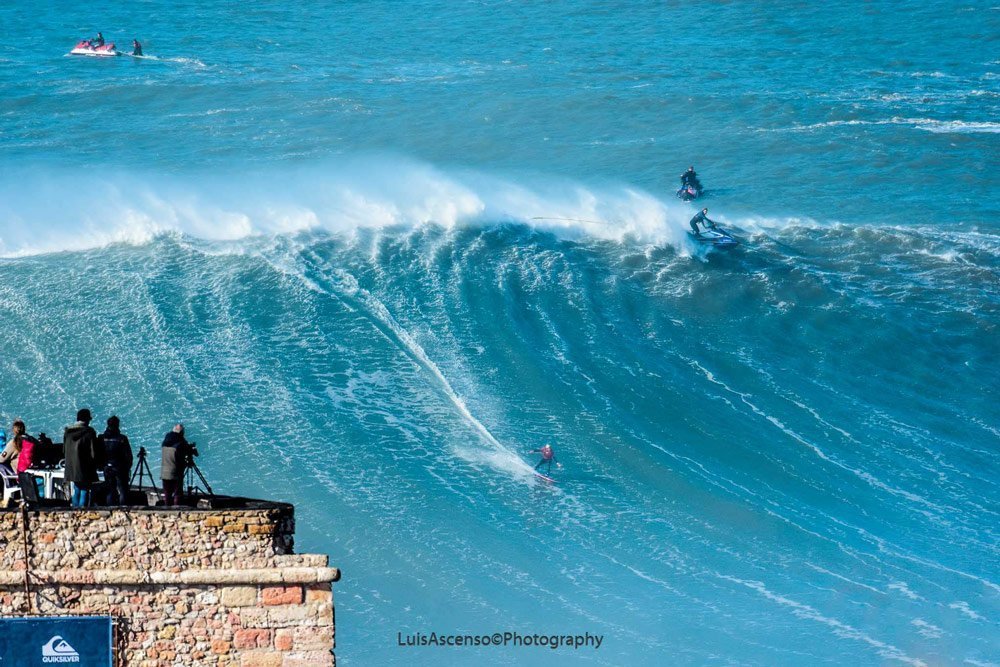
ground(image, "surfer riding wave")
xmin=528 ymin=444 xmax=562 ymax=476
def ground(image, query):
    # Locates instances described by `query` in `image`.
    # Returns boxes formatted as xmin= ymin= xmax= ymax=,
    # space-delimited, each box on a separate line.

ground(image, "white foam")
xmin=948 ymin=601 xmax=983 ymax=621
xmin=684 ymin=357 xmax=948 ymax=515
xmin=910 ymin=619 xmax=944 ymax=639
xmin=888 ymin=581 xmax=923 ymax=601
xmin=804 ymin=563 xmax=884 ymax=594
xmin=0 ymin=157 xmax=697 ymax=257
xmin=913 ymin=119 xmax=1000 ymax=133
xmin=717 ymin=574 xmax=928 ymax=666
xmin=761 ymin=117 xmax=1000 ymax=134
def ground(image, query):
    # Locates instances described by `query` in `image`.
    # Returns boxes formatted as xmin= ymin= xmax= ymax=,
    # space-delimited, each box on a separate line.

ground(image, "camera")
xmin=182 ymin=442 xmax=200 ymax=469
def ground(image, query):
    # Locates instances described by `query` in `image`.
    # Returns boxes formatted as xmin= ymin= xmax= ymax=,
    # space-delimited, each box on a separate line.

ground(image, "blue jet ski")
xmin=688 ymin=227 xmax=739 ymax=248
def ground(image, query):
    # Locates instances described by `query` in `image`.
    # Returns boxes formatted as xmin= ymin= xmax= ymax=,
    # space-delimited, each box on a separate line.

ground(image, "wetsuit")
xmin=531 ymin=447 xmax=557 ymax=474
xmin=682 ymin=171 xmax=703 ymax=195
xmin=93 ymin=34 xmax=105 ymax=47
xmin=132 ymin=41 xmax=143 ymax=56
xmin=689 ymin=211 xmax=717 ymax=234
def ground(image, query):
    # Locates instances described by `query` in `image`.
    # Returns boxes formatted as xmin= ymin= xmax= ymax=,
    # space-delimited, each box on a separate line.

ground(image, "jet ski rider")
xmin=680 ymin=166 xmax=702 ymax=193
xmin=689 ymin=208 xmax=719 ymax=235
xmin=92 ymin=32 xmax=105 ymax=47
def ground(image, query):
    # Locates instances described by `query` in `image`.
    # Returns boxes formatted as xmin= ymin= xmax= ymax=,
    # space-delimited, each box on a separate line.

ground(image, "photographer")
xmin=99 ymin=416 xmax=133 ymax=506
xmin=160 ymin=423 xmax=195 ymax=506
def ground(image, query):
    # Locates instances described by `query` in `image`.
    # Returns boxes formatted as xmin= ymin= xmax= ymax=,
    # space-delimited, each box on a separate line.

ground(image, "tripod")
xmin=129 ymin=447 xmax=159 ymax=492
xmin=184 ymin=455 xmax=214 ymax=498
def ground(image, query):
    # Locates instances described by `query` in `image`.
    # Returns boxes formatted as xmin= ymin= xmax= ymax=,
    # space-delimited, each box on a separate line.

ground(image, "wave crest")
xmin=0 ymin=156 xmax=698 ymax=257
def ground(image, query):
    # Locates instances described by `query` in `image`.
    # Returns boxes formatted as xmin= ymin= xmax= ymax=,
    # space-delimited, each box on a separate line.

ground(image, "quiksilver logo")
xmin=41 ymin=635 xmax=80 ymax=663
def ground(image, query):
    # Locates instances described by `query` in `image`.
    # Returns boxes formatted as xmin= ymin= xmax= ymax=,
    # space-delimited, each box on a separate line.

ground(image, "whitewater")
xmin=1 ymin=1 xmax=998 ymax=665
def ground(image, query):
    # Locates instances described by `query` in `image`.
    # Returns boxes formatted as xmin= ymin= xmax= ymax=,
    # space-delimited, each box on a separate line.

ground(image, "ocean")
xmin=1 ymin=1 xmax=997 ymax=665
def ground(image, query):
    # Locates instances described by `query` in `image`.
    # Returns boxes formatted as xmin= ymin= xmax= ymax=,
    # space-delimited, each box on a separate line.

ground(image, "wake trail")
xmin=272 ymin=246 xmax=532 ymax=477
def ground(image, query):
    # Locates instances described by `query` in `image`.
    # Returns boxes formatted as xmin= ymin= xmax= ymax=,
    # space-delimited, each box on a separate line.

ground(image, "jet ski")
xmin=70 ymin=40 xmax=119 ymax=57
xmin=688 ymin=227 xmax=739 ymax=248
xmin=676 ymin=185 xmax=702 ymax=201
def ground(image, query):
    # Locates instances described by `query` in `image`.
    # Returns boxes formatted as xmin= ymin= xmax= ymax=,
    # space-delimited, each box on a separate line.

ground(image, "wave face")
xmin=2 ymin=0 xmax=999 ymax=664
xmin=1 ymin=207 xmax=996 ymax=665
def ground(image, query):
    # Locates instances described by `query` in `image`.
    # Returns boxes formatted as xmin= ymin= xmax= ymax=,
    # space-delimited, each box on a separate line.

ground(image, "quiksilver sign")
xmin=42 ymin=635 xmax=81 ymax=663
xmin=0 ymin=617 xmax=111 ymax=667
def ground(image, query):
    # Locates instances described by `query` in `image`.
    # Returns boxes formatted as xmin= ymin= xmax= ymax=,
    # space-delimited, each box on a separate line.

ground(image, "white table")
xmin=27 ymin=468 xmax=103 ymax=499
xmin=26 ymin=467 xmax=64 ymax=498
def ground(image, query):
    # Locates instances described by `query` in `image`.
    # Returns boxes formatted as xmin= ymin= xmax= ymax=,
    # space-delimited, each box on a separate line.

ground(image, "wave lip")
xmin=0 ymin=157 xmax=699 ymax=257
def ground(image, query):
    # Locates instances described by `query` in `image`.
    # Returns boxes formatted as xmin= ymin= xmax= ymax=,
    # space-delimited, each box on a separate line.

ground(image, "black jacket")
xmin=100 ymin=429 xmax=133 ymax=472
xmin=64 ymin=422 xmax=101 ymax=484
xmin=161 ymin=431 xmax=192 ymax=481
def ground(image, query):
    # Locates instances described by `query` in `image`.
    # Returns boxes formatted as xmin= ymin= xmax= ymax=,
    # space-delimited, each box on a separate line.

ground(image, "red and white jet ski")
xmin=70 ymin=40 xmax=120 ymax=57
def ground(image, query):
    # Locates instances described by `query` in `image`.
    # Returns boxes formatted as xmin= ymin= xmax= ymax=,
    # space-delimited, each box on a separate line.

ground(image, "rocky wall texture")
xmin=0 ymin=507 xmax=296 ymax=572
xmin=0 ymin=506 xmax=338 ymax=667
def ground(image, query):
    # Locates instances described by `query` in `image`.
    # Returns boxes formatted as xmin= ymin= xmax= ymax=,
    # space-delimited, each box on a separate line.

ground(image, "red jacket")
xmin=15 ymin=436 xmax=38 ymax=474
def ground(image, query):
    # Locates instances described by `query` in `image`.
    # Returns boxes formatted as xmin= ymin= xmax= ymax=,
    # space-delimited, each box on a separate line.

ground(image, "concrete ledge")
xmin=0 ymin=495 xmax=295 ymax=513
xmin=0 ymin=567 xmax=340 ymax=586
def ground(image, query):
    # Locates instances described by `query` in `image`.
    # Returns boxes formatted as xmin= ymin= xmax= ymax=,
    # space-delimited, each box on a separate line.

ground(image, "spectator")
xmin=64 ymin=408 xmax=101 ymax=507
xmin=161 ymin=423 xmax=192 ymax=506
xmin=0 ymin=426 xmax=19 ymax=476
xmin=10 ymin=420 xmax=40 ymax=503
xmin=35 ymin=432 xmax=55 ymax=466
xmin=99 ymin=416 xmax=133 ymax=506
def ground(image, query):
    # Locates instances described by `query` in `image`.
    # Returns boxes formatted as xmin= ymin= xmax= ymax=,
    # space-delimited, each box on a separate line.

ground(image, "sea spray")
xmin=0 ymin=158 xmax=698 ymax=257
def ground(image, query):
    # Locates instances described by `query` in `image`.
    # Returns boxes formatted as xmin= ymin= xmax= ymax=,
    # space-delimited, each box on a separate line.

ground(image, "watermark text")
xmin=397 ymin=631 xmax=603 ymax=650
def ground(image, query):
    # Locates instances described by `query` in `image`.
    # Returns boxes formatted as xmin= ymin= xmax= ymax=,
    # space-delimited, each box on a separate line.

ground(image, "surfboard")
xmin=534 ymin=471 xmax=556 ymax=484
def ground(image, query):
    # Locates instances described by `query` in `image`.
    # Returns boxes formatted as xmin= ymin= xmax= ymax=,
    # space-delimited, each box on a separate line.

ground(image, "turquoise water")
xmin=1 ymin=2 xmax=998 ymax=665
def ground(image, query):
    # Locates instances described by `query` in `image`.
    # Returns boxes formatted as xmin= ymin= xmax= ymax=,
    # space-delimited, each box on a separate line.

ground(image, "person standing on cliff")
xmin=0 ymin=425 xmax=20 ymax=476
xmin=10 ymin=420 xmax=40 ymax=503
xmin=99 ymin=415 xmax=133 ymax=506
xmin=161 ymin=423 xmax=192 ymax=506
xmin=64 ymin=408 xmax=102 ymax=507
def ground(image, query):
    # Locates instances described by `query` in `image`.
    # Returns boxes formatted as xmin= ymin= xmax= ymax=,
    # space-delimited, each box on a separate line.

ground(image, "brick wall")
xmin=0 ymin=505 xmax=338 ymax=667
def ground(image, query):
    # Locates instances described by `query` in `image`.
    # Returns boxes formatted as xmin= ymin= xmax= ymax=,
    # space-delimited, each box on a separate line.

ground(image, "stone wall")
xmin=0 ymin=505 xmax=338 ymax=667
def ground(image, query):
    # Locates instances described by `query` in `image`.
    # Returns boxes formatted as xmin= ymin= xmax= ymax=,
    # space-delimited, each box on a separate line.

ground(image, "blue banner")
xmin=0 ymin=616 xmax=112 ymax=666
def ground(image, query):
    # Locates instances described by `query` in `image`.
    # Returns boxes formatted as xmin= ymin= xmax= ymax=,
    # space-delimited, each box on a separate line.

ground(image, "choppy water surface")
xmin=0 ymin=1 xmax=997 ymax=665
